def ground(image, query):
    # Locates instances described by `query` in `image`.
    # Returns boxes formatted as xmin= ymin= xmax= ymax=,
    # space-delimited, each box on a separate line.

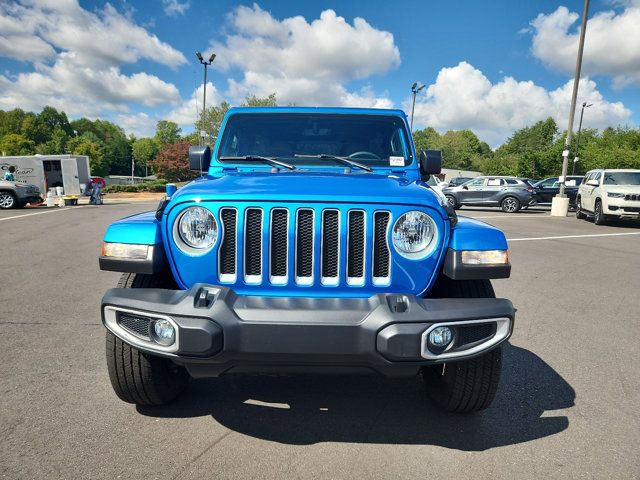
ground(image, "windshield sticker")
xmin=389 ymin=156 xmax=405 ymax=167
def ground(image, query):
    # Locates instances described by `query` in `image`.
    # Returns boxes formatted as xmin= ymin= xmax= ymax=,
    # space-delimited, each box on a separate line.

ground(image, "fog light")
xmin=152 ymin=319 xmax=175 ymax=346
xmin=428 ymin=326 xmax=453 ymax=349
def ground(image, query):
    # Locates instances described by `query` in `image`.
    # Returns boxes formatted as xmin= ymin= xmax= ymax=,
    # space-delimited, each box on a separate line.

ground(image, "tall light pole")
xmin=410 ymin=82 xmax=425 ymax=132
xmin=552 ymin=0 xmax=590 ymax=216
xmin=196 ymin=51 xmax=216 ymax=145
xmin=572 ymin=102 xmax=593 ymax=175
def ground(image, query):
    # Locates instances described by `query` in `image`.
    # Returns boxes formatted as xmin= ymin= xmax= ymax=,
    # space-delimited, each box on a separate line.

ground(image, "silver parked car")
xmin=442 ymin=176 xmax=536 ymax=213
xmin=0 ymin=180 xmax=42 ymax=209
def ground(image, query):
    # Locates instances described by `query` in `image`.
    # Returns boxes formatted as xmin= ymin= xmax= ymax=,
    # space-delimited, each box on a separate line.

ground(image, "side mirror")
xmin=586 ymin=179 xmax=599 ymax=187
xmin=462 ymin=185 xmax=469 ymax=190
xmin=189 ymin=145 xmax=212 ymax=173
xmin=419 ymin=149 xmax=442 ymax=176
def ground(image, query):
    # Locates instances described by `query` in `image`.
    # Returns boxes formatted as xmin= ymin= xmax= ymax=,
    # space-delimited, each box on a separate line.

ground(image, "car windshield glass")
xmin=603 ymin=172 xmax=640 ymax=185
xmin=217 ymin=113 xmax=412 ymax=169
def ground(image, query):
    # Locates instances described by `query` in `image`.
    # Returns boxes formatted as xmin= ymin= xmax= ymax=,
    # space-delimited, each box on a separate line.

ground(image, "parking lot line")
xmin=0 ymin=207 xmax=82 ymax=222
xmin=508 ymin=232 xmax=640 ymax=242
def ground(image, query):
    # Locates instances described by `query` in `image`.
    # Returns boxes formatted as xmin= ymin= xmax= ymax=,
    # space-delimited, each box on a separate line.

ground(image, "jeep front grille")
xmin=217 ymin=207 xmax=391 ymax=287
xmin=625 ymin=194 xmax=639 ymax=201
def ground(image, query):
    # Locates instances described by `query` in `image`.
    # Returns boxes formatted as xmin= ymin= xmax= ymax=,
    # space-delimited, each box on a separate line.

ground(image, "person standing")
xmin=3 ymin=166 xmax=15 ymax=181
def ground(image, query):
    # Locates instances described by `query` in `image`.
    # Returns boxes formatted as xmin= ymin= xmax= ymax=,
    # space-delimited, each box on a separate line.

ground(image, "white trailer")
xmin=0 ymin=155 xmax=91 ymax=196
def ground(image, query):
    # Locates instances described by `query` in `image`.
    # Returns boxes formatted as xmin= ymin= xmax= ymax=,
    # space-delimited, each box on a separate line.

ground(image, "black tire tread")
xmin=422 ymin=277 xmax=502 ymax=413
xmin=106 ymin=273 xmax=188 ymax=406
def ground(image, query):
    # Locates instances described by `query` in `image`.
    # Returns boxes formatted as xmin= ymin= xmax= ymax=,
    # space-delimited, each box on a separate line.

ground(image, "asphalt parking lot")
xmin=1 ymin=203 xmax=639 ymax=479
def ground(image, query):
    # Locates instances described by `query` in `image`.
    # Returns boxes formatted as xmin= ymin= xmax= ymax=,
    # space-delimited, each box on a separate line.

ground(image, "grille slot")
xmin=347 ymin=210 xmax=365 ymax=283
xmin=219 ymin=208 xmax=237 ymax=280
xmin=321 ymin=210 xmax=340 ymax=284
xmin=244 ymin=208 xmax=263 ymax=281
xmin=373 ymin=212 xmax=391 ymax=281
xmin=117 ymin=312 xmax=151 ymax=340
xmin=296 ymin=209 xmax=314 ymax=283
xmin=270 ymin=209 xmax=288 ymax=281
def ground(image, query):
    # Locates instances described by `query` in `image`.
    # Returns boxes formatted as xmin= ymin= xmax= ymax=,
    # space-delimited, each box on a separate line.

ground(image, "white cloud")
xmin=210 ymin=4 xmax=398 ymax=107
xmin=167 ymin=82 xmax=223 ymax=128
xmin=410 ymin=62 xmax=631 ymax=146
xmin=116 ymin=112 xmax=158 ymax=138
xmin=0 ymin=0 xmax=185 ymax=116
xmin=163 ymin=0 xmax=191 ymax=17
xmin=530 ymin=5 xmax=640 ymax=88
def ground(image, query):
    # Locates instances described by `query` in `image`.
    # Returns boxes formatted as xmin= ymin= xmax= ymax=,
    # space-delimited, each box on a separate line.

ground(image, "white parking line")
xmin=0 ymin=207 xmax=83 ymax=222
xmin=508 ymin=232 xmax=640 ymax=242
xmin=471 ymin=215 xmax=551 ymax=219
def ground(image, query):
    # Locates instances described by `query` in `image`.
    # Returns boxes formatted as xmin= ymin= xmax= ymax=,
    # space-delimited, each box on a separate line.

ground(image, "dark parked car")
xmin=447 ymin=176 xmax=473 ymax=187
xmin=443 ymin=176 xmax=536 ymax=213
xmin=533 ymin=176 xmax=583 ymax=207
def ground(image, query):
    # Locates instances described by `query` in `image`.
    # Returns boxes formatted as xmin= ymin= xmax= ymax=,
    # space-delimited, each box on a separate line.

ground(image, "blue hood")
xmin=169 ymin=171 xmax=443 ymax=212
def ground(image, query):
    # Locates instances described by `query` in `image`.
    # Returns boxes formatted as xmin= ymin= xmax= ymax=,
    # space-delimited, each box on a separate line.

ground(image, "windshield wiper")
xmin=294 ymin=154 xmax=372 ymax=172
xmin=218 ymin=155 xmax=296 ymax=170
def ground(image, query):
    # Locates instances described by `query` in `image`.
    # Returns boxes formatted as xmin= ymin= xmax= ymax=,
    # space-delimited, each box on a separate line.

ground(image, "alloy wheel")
xmin=0 ymin=193 xmax=15 ymax=209
xmin=503 ymin=198 xmax=518 ymax=213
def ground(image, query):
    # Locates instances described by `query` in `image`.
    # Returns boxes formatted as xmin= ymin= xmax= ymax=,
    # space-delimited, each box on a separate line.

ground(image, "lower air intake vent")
xmin=117 ymin=312 xmax=151 ymax=340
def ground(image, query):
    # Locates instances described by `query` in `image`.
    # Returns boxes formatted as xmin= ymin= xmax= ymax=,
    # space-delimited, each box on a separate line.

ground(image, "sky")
xmin=1 ymin=0 xmax=639 ymax=146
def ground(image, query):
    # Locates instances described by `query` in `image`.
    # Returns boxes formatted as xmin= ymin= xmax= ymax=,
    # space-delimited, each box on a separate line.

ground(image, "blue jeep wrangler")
xmin=100 ymin=107 xmax=514 ymax=413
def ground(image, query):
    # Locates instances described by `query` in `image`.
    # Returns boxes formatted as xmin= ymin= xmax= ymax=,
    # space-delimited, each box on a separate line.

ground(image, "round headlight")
xmin=176 ymin=206 xmax=217 ymax=252
xmin=392 ymin=211 xmax=437 ymax=258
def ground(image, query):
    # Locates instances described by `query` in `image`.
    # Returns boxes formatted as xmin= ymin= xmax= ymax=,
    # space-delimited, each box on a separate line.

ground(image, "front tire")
xmin=501 ymin=196 xmax=520 ymax=213
xmin=576 ymin=196 xmax=586 ymax=219
xmin=0 ymin=192 xmax=16 ymax=209
xmin=423 ymin=278 xmax=503 ymax=413
xmin=106 ymin=273 xmax=189 ymax=406
xmin=594 ymin=199 xmax=607 ymax=225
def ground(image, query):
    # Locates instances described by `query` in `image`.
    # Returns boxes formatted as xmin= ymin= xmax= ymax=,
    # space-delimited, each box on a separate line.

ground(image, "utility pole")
xmin=410 ymin=82 xmax=425 ymax=132
xmin=572 ymin=102 xmax=593 ymax=175
xmin=196 ymin=52 xmax=216 ymax=145
xmin=552 ymin=0 xmax=590 ymax=216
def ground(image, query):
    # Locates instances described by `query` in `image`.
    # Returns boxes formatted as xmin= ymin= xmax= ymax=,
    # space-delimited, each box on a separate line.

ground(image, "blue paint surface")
xmin=102 ymin=108 xmax=509 ymax=297
xmin=449 ymin=216 xmax=508 ymax=251
xmin=103 ymin=211 xmax=161 ymax=245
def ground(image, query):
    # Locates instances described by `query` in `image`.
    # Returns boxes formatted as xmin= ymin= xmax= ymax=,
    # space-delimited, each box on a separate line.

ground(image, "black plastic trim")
xmin=101 ymin=285 xmax=515 ymax=377
xmin=442 ymin=248 xmax=511 ymax=280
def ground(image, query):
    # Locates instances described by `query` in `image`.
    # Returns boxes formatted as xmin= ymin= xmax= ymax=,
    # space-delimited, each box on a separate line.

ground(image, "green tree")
xmin=155 ymin=120 xmax=182 ymax=148
xmin=0 ymin=133 xmax=36 ymax=155
xmin=0 ymin=108 xmax=29 ymax=138
xmin=412 ymin=127 xmax=441 ymax=153
xmin=35 ymin=127 xmax=70 ymax=154
xmin=150 ymin=140 xmax=196 ymax=182
xmin=132 ymin=138 xmax=159 ymax=176
xmin=67 ymin=135 xmax=108 ymax=176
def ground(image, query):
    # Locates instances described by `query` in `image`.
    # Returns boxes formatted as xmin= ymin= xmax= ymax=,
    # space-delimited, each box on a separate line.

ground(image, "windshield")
xmin=603 ymin=172 xmax=640 ymax=185
xmin=217 ymin=113 xmax=413 ymax=169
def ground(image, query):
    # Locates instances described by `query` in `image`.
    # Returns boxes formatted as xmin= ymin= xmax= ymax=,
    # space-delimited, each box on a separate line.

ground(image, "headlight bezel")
xmin=391 ymin=210 xmax=439 ymax=260
xmin=173 ymin=206 xmax=218 ymax=255
xmin=607 ymin=192 xmax=625 ymax=199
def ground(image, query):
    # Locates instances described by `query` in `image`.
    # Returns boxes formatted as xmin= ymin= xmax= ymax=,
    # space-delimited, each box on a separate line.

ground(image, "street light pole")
xmin=551 ymin=0 xmax=590 ymax=216
xmin=572 ymin=102 xmax=593 ymax=175
xmin=195 ymin=51 xmax=216 ymax=145
xmin=410 ymin=82 xmax=425 ymax=132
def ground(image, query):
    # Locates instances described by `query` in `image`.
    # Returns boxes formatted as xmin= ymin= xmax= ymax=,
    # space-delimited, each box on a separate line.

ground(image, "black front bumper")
xmin=101 ymin=285 xmax=515 ymax=377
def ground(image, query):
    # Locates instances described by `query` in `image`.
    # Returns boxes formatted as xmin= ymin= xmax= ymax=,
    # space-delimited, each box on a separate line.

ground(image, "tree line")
xmin=413 ymin=117 xmax=640 ymax=179
xmin=1 ymin=99 xmax=638 ymax=182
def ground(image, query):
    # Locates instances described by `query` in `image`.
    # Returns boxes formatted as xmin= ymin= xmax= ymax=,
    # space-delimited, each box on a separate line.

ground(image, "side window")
xmin=540 ymin=178 xmax=556 ymax=188
xmin=486 ymin=178 xmax=503 ymax=186
xmin=466 ymin=178 xmax=485 ymax=187
xmin=592 ymin=171 xmax=602 ymax=183
xmin=505 ymin=179 xmax=519 ymax=185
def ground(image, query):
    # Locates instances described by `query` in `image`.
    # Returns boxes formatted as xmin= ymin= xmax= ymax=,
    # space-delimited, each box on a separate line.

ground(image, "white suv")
xmin=576 ymin=169 xmax=640 ymax=225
